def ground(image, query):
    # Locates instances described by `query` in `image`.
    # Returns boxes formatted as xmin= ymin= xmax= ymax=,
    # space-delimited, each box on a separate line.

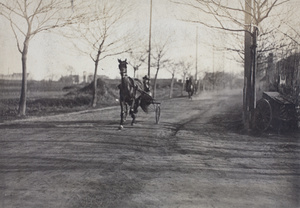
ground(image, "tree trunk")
xmin=169 ymin=73 xmax=175 ymax=98
xmin=92 ymin=59 xmax=99 ymax=107
xmin=153 ymin=68 xmax=159 ymax=99
xmin=181 ymin=74 xmax=186 ymax=96
xmin=18 ymin=38 xmax=30 ymax=116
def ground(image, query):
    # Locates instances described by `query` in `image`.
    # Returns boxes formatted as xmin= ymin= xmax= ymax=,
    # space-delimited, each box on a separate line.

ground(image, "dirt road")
xmin=1 ymin=89 xmax=299 ymax=208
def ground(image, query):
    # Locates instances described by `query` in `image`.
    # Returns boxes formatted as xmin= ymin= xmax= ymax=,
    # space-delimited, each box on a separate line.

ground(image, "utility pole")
xmin=251 ymin=26 xmax=258 ymax=124
xmin=195 ymin=27 xmax=198 ymax=81
xmin=251 ymin=1 xmax=258 ymax=125
xmin=147 ymin=0 xmax=153 ymax=78
xmin=243 ymin=0 xmax=252 ymax=130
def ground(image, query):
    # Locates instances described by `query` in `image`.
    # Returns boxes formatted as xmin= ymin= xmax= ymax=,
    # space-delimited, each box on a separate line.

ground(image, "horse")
xmin=118 ymin=59 xmax=144 ymax=129
xmin=186 ymin=77 xmax=194 ymax=99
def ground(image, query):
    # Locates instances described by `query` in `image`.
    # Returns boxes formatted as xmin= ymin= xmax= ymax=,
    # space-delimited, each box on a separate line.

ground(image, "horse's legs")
xmin=128 ymin=99 xmax=136 ymax=125
xmin=133 ymin=96 xmax=141 ymax=114
xmin=119 ymin=101 xmax=125 ymax=129
xmin=130 ymin=112 xmax=136 ymax=125
xmin=131 ymin=97 xmax=142 ymax=125
xmin=188 ymin=91 xmax=193 ymax=100
xmin=124 ymin=103 xmax=128 ymax=122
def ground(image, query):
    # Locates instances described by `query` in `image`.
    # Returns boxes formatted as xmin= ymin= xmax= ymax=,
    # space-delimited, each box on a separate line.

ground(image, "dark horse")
xmin=186 ymin=77 xmax=194 ymax=99
xmin=118 ymin=59 xmax=143 ymax=129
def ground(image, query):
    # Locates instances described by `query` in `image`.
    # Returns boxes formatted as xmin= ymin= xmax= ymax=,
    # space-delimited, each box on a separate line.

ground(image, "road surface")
xmin=0 ymin=89 xmax=299 ymax=208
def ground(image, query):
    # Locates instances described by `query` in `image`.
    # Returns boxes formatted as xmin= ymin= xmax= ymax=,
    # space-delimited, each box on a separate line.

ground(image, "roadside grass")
xmin=0 ymin=79 xmax=183 ymax=122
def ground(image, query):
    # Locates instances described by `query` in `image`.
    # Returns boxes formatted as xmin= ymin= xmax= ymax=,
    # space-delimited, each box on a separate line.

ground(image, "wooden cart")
xmin=254 ymin=91 xmax=298 ymax=132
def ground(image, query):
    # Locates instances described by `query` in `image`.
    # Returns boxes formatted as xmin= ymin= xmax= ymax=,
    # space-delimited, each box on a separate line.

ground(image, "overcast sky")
xmin=0 ymin=0 xmax=299 ymax=81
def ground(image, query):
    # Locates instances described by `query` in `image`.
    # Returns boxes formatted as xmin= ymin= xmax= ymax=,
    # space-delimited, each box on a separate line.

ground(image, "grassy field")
xmin=0 ymin=79 xmax=183 ymax=122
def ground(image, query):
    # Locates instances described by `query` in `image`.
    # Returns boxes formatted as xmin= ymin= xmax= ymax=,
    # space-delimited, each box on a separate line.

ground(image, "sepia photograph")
xmin=0 ymin=0 xmax=299 ymax=207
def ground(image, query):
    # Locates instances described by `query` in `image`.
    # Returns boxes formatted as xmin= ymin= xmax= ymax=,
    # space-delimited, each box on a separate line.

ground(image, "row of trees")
xmin=1 ymin=0 xmax=299 ymax=130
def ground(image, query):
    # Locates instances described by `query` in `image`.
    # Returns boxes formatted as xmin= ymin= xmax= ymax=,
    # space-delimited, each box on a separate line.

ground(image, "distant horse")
xmin=118 ymin=59 xmax=144 ymax=129
xmin=186 ymin=77 xmax=194 ymax=99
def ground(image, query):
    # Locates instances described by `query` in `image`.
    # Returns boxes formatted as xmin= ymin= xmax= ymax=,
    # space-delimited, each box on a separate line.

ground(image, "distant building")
xmin=87 ymin=74 xmax=94 ymax=83
xmin=0 ymin=73 xmax=32 ymax=80
xmin=256 ymin=52 xmax=300 ymax=101
xmin=72 ymin=75 xmax=79 ymax=84
xmin=202 ymin=71 xmax=240 ymax=91
xmin=87 ymin=74 xmax=110 ymax=83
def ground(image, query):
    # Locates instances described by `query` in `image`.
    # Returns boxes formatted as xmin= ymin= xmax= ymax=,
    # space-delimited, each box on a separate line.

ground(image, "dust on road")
xmin=0 ymin=89 xmax=299 ymax=208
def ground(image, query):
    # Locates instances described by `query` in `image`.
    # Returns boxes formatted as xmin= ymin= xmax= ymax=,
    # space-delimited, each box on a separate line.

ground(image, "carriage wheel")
xmin=155 ymin=104 xmax=161 ymax=124
xmin=254 ymin=98 xmax=272 ymax=132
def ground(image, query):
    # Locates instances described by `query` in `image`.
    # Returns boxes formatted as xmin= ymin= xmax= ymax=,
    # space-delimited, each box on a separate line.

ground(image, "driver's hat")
xmin=143 ymin=75 xmax=150 ymax=80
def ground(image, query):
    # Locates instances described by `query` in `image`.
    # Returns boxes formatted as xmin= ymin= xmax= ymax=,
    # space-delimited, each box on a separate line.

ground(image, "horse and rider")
xmin=117 ymin=59 xmax=152 ymax=129
xmin=185 ymin=76 xmax=194 ymax=99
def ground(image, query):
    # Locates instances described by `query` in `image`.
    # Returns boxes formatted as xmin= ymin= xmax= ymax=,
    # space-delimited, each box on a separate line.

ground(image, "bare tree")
xmin=128 ymin=49 xmax=147 ymax=78
xmin=174 ymin=0 xmax=289 ymax=33
xmin=177 ymin=59 xmax=193 ymax=96
xmin=176 ymin=0 xmax=293 ymax=66
xmin=151 ymin=38 xmax=171 ymax=98
xmin=164 ymin=61 xmax=176 ymax=98
xmin=221 ymin=2 xmax=298 ymax=63
xmin=173 ymin=0 xmax=292 ymax=129
xmin=279 ymin=23 xmax=300 ymax=47
xmin=0 ymin=0 xmax=85 ymax=116
xmin=65 ymin=0 xmax=132 ymax=107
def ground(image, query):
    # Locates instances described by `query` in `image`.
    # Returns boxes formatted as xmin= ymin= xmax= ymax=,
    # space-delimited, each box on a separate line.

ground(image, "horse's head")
xmin=118 ymin=59 xmax=128 ymax=76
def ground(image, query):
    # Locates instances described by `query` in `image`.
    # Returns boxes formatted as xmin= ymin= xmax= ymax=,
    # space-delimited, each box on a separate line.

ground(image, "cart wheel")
xmin=155 ymin=104 xmax=161 ymax=124
xmin=254 ymin=98 xmax=272 ymax=131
